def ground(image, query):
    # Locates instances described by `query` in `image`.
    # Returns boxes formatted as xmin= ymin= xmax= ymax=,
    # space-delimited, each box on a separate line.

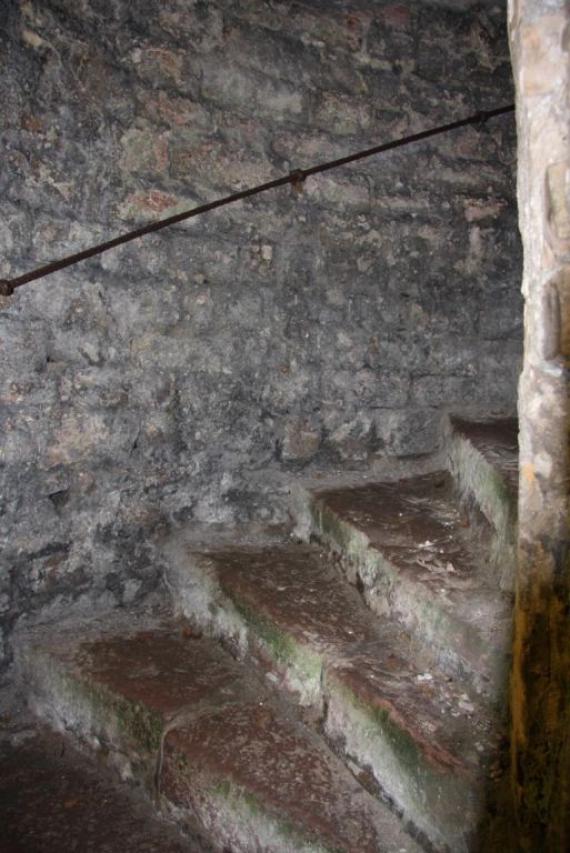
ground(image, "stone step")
xmin=0 ymin=722 xmax=204 ymax=853
xmin=292 ymin=471 xmax=512 ymax=700
xmin=447 ymin=417 xmax=518 ymax=591
xmin=16 ymin=608 xmax=420 ymax=853
xmin=168 ymin=540 xmax=505 ymax=853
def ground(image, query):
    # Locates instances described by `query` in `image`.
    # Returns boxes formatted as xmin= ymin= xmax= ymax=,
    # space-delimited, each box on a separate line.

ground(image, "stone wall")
xmin=0 ymin=0 xmax=522 ymax=673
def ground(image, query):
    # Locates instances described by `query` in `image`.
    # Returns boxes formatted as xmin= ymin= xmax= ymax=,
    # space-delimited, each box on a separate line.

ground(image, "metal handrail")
xmin=0 ymin=104 xmax=514 ymax=297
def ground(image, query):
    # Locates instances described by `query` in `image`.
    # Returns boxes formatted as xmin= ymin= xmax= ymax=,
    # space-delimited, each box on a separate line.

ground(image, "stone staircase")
xmin=15 ymin=416 xmax=518 ymax=853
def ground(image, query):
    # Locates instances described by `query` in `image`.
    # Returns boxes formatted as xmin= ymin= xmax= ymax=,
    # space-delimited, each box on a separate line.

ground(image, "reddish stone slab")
xmin=76 ymin=627 xmax=245 ymax=718
xmin=163 ymin=702 xmax=393 ymax=853
xmin=214 ymin=544 xmax=378 ymax=648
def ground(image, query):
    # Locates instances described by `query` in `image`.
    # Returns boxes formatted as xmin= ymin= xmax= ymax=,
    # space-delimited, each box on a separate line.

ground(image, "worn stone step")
xmin=293 ymin=471 xmax=512 ymax=700
xmin=0 ymin=721 xmax=204 ymax=853
xmin=447 ymin=417 xmax=518 ymax=591
xmin=16 ymin=609 xmax=419 ymax=853
xmin=167 ymin=540 xmax=505 ymax=853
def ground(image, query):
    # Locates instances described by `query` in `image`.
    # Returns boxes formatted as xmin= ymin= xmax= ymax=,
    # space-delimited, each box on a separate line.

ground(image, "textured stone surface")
xmin=170 ymin=541 xmax=504 ymax=852
xmin=18 ymin=611 xmax=420 ymax=853
xmin=0 ymin=0 xmax=521 ymax=672
xmin=302 ymin=471 xmax=513 ymax=698
xmin=450 ymin=417 xmax=519 ymax=498
xmin=447 ymin=417 xmax=518 ymax=591
xmin=508 ymin=1 xmax=570 ymax=848
xmin=0 ymin=723 xmax=203 ymax=853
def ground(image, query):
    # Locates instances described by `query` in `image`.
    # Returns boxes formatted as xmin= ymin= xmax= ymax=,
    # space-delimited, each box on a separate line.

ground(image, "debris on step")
xmin=293 ymin=471 xmax=512 ymax=699
xmin=16 ymin=608 xmax=421 ymax=853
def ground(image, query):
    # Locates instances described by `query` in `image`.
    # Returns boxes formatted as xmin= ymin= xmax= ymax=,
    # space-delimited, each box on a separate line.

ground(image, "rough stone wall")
xmin=0 ymin=0 xmax=521 ymax=673
xmin=509 ymin=1 xmax=570 ymax=848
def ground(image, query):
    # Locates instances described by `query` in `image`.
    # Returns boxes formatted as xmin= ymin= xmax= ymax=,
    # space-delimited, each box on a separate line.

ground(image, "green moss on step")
xmin=337 ymin=679 xmax=427 ymax=780
xmin=210 ymin=779 xmax=338 ymax=852
xmin=212 ymin=778 xmax=233 ymax=799
xmin=233 ymin=596 xmax=296 ymax=662
xmin=230 ymin=595 xmax=322 ymax=684
xmin=34 ymin=649 xmax=163 ymax=757
xmin=69 ymin=672 xmax=163 ymax=755
xmin=314 ymin=502 xmax=353 ymax=553
xmin=114 ymin=696 xmax=163 ymax=753
xmin=489 ymin=470 xmax=513 ymax=509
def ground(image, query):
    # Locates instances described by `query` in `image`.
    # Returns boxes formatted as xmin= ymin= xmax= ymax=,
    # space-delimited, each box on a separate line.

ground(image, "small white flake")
xmin=416 ymin=672 xmax=433 ymax=682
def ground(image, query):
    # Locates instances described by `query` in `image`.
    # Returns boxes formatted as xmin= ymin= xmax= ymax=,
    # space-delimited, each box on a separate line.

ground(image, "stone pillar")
xmin=508 ymin=1 xmax=570 ymax=849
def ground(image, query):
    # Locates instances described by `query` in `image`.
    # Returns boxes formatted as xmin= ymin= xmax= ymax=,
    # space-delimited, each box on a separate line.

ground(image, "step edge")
xmin=324 ymin=676 xmax=484 ymax=853
xmin=446 ymin=427 xmax=518 ymax=592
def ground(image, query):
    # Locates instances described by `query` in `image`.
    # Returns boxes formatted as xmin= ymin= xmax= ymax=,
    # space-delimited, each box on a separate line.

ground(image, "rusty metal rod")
xmin=0 ymin=103 xmax=514 ymax=297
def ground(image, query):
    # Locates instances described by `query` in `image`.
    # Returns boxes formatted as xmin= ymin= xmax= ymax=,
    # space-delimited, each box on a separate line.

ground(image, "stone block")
xmin=313 ymin=92 xmax=372 ymax=136
xmin=546 ymin=160 xmax=570 ymax=259
xmin=374 ymin=409 xmax=442 ymax=456
xmin=119 ymin=127 xmax=170 ymax=178
xmin=129 ymin=44 xmax=187 ymax=91
xmin=281 ymin=419 xmax=321 ymax=462
xmin=201 ymin=61 xmax=305 ymax=121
